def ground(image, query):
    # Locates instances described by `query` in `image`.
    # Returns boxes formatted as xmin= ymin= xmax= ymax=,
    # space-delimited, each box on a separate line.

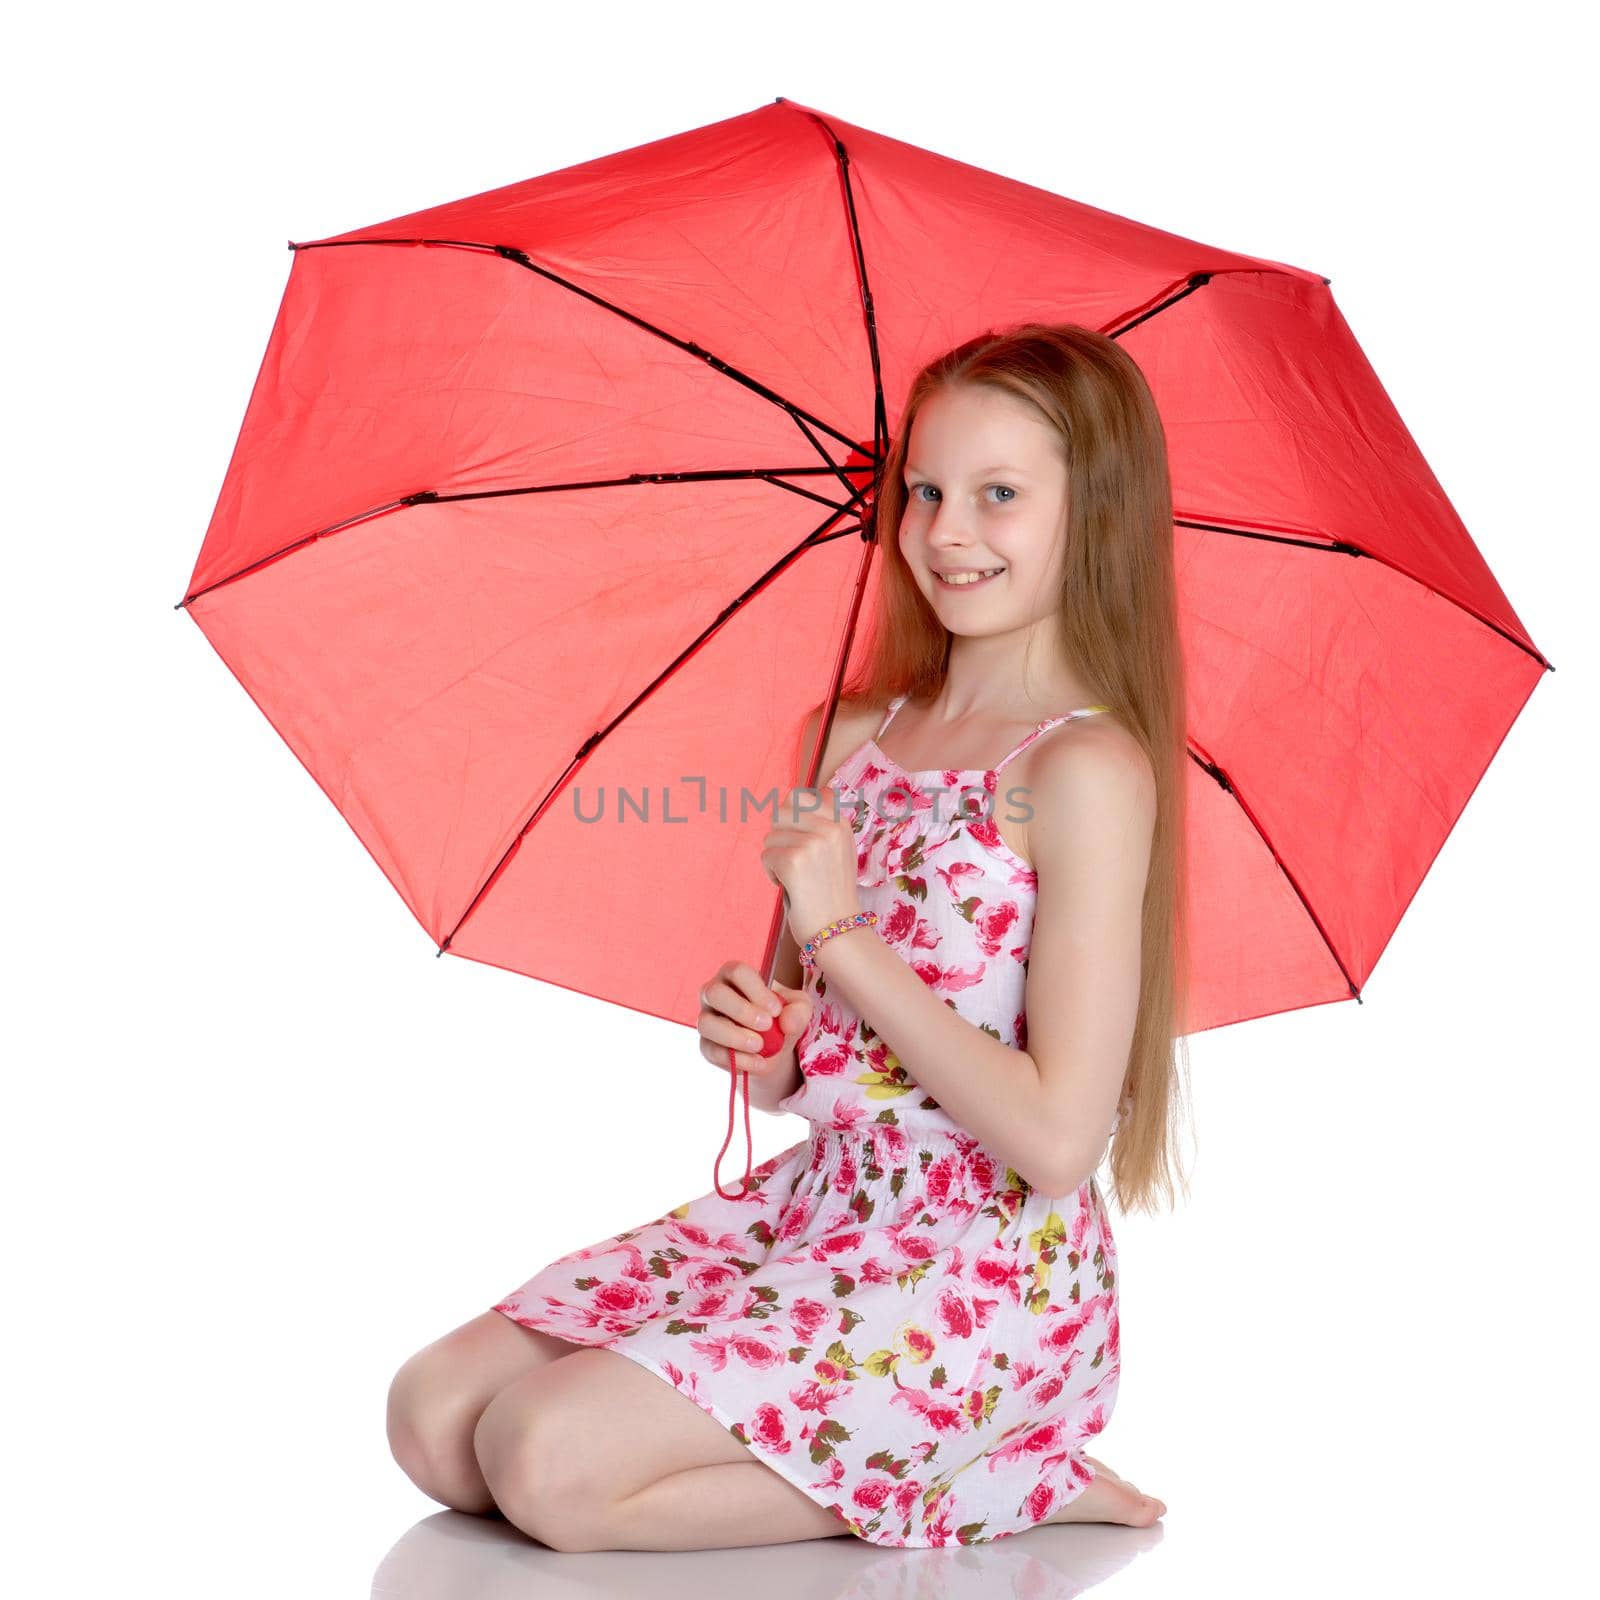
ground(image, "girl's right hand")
xmin=697 ymin=960 xmax=811 ymax=1078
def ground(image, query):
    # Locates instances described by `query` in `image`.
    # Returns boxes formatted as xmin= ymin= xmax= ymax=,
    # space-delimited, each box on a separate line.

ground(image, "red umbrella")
xmin=178 ymin=96 xmax=1551 ymax=1198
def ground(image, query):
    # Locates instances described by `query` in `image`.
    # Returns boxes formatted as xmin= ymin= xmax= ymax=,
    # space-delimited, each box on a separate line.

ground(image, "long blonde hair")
xmin=840 ymin=321 xmax=1194 ymax=1216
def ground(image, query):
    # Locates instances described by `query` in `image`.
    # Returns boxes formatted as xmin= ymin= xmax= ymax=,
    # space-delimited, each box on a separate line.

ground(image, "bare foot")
xmin=1044 ymin=1454 xmax=1166 ymax=1526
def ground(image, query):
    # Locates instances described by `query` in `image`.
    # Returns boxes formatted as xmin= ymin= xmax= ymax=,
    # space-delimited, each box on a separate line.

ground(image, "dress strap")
xmin=992 ymin=706 xmax=1113 ymax=775
xmin=875 ymin=694 xmax=909 ymax=738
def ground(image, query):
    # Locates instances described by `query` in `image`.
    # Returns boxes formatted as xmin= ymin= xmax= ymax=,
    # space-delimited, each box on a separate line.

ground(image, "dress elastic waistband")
xmin=803 ymin=1118 xmax=1024 ymax=1189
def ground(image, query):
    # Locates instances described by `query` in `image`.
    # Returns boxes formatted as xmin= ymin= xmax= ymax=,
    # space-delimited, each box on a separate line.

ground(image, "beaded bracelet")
xmin=799 ymin=910 xmax=879 ymax=971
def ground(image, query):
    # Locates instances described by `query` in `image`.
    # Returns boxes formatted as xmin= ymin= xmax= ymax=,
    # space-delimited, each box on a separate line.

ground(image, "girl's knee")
xmin=383 ymin=1312 xmax=582 ymax=1513
xmin=386 ymin=1350 xmax=496 ymax=1515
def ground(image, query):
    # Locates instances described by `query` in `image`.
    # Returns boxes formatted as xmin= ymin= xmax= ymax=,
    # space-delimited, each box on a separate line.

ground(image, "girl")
xmin=388 ymin=323 xmax=1192 ymax=1553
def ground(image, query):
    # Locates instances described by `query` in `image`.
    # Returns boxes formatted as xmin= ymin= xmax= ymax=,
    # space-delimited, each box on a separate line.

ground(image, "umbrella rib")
xmin=1174 ymin=517 xmax=1553 ymax=671
xmin=788 ymin=103 xmax=891 ymax=472
xmin=767 ymin=473 xmax=878 ymax=511
xmin=780 ymin=404 xmax=875 ymax=502
xmin=1187 ymin=745 xmax=1364 ymax=1004
xmin=436 ymin=504 xmax=872 ymax=957
xmin=1101 ymin=266 xmax=1331 ymax=343
xmin=175 ymin=463 xmax=878 ymax=607
xmin=732 ymin=113 xmax=893 ymax=509
xmin=1101 ymin=272 xmax=1553 ymax=673
xmin=289 ymin=235 xmax=866 ymax=457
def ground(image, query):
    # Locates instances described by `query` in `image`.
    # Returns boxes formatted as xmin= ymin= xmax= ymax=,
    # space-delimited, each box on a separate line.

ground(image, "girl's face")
xmin=897 ymin=383 xmax=1072 ymax=634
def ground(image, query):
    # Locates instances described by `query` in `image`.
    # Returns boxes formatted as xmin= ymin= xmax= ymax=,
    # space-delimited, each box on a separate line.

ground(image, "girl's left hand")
xmin=760 ymin=784 xmax=863 ymax=948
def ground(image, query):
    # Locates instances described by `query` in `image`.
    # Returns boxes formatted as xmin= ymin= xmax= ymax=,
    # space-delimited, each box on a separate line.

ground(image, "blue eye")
xmin=905 ymin=484 xmax=1016 ymax=503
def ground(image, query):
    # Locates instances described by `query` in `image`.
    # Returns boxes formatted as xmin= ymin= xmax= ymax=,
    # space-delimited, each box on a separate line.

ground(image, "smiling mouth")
xmin=935 ymin=567 xmax=1005 ymax=588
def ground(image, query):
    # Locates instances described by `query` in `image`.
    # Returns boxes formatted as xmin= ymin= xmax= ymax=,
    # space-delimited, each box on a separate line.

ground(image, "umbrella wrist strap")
xmin=798 ymin=911 xmax=879 ymax=971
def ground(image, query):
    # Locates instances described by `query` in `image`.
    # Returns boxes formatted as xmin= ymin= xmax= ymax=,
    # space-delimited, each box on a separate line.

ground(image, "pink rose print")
xmin=973 ymin=899 xmax=1020 ymax=957
xmin=1040 ymin=1307 xmax=1095 ymax=1355
xmin=592 ymin=1279 xmax=653 ymax=1317
xmin=909 ymin=957 xmax=986 ymax=994
xmin=853 ymin=1476 xmax=896 ymax=1512
xmin=870 ymin=1121 xmax=914 ymax=1168
xmin=891 ymin=1387 xmax=967 ymax=1433
xmin=933 ymin=1285 xmax=975 ymax=1340
xmin=790 ymin=1377 xmax=853 ymax=1415
xmin=969 ymin=1150 xmax=999 ymax=1189
xmin=1068 ymin=1207 xmax=1091 ymax=1253
xmin=812 ymin=1349 xmax=853 ymax=1383
xmin=682 ymin=1260 xmax=742 ymax=1293
xmin=924 ymin=1154 xmax=963 ymax=1206
xmin=801 ymin=1039 xmax=853 ymax=1081
xmin=1023 ymin=1480 xmax=1056 ymax=1522
xmin=823 ymin=1103 xmax=873 ymax=1137
xmin=936 ymin=857 xmax=986 ymax=891
xmin=683 ymin=1286 xmax=756 ymax=1320
xmin=877 ymin=898 xmax=920 ymax=946
xmin=670 ymin=1221 xmax=743 ymax=1253
xmin=812 ymin=1229 xmax=865 ymax=1260
xmin=893 ymin=1479 xmax=926 ymax=1520
xmin=789 ymin=1297 xmax=832 ymax=1342
xmin=689 ymin=1330 xmax=788 ymax=1372
xmin=971 ymin=1252 xmax=1027 ymax=1302
xmin=746 ymin=1402 xmax=793 ymax=1454
xmin=988 ymin=1416 xmax=1074 ymax=1467
xmin=922 ymin=1499 xmax=957 ymax=1544
xmin=1079 ymin=1401 xmax=1111 ymax=1441
xmin=833 ymin=1146 xmax=858 ymax=1195
xmin=960 ymin=812 xmax=1006 ymax=855
xmin=890 ymin=1229 xmax=939 ymax=1263
xmin=776 ymin=1193 xmax=815 ymax=1243
xmin=730 ymin=1332 xmax=787 ymax=1368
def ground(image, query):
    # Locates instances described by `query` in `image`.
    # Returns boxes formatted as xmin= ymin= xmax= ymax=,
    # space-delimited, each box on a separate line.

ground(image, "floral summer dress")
xmin=492 ymin=693 xmax=1124 ymax=1548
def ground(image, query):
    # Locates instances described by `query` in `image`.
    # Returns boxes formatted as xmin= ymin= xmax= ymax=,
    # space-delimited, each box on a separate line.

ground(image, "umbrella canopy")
xmin=180 ymin=93 xmax=1550 ymax=1102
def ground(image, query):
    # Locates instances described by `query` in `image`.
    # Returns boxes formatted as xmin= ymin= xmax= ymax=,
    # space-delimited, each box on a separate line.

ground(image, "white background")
xmin=7 ymin=2 xmax=1593 ymax=1595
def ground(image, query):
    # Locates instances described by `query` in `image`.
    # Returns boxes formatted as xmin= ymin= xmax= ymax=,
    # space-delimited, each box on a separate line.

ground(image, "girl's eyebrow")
xmin=904 ymin=463 xmax=1032 ymax=476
